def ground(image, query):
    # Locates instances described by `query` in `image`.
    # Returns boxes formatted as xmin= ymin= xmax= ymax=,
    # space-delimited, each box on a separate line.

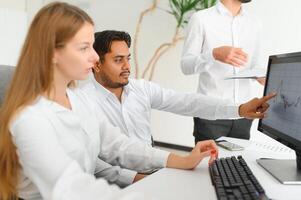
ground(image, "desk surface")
xmin=122 ymin=137 xmax=301 ymax=200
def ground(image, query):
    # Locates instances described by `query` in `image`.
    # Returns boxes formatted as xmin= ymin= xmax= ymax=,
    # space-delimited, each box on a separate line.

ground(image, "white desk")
xmin=122 ymin=137 xmax=301 ymax=200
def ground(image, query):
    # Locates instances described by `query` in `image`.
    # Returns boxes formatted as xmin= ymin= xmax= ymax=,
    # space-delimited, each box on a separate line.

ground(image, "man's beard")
xmin=100 ymin=72 xmax=129 ymax=89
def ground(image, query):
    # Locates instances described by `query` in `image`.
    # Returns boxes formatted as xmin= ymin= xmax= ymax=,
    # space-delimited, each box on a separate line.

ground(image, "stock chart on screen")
xmin=262 ymin=61 xmax=301 ymax=141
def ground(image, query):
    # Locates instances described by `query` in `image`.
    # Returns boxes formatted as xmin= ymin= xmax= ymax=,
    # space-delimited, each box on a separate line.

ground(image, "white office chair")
xmin=0 ymin=65 xmax=15 ymax=105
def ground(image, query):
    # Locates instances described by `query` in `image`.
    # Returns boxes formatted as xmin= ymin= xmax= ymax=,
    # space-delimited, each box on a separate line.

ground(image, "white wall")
xmin=0 ymin=0 xmax=45 ymax=66
xmin=1 ymin=0 xmax=301 ymax=147
xmin=0 ymin=0 xmax=27 ymax=66
xmin=249 ymin=0 xmax=301 ymax=56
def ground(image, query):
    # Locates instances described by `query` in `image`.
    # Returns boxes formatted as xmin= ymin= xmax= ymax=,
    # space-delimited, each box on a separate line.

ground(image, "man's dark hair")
xmin=94 ymin=30 xmax=131 ymax=63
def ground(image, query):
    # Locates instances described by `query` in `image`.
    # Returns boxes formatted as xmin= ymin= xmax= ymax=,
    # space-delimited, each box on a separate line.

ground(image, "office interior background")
xmin=1 ymin=0 xmax=301 ymax=147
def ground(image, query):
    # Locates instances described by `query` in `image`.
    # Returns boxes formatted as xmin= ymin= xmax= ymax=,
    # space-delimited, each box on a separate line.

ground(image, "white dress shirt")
xmin=10 ymin=88 xmax=169 ymax=200
xmin=82 ymin=77 xmax=240 ymax=146
xmin=181 ymin=1 xmax=264 ymax=104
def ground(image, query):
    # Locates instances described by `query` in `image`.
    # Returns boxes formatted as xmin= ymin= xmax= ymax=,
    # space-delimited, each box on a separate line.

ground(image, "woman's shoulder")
xmin=14 ymin=97 xmax=45 ymax=118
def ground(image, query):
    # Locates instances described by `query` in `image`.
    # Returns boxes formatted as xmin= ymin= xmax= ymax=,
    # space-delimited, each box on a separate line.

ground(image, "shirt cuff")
xmin=227 ymin=105 xmax=241 ymax=119
xmin=117 ymin=169 xmax=137 ymax=187
xmin=216 ymin=104 xmax=241 ymax=119
xmin=204 ymin=49 xmax=215 ymax=63
xmin=151 ymin=148 xmax=170 ymax=168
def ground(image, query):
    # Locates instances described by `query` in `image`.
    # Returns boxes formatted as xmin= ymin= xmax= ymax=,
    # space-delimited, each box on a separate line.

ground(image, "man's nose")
xmin=122 ymin=59 xmax=130 ymax=70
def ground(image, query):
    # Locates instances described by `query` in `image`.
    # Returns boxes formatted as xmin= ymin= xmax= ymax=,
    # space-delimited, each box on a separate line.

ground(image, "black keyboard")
xmin=209 ymin=155 xmax=269 ymax=200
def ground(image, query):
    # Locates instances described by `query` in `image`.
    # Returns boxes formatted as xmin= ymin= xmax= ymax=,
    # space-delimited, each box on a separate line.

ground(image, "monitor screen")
xmin=258 ymin=52 xmax=301 ymax=151
xmin=257 ymin=52 xmax=301 ymax=184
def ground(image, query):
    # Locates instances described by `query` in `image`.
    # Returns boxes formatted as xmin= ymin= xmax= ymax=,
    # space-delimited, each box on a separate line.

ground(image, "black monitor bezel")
xmin=258 ymin=51 xmax=301 ymax=151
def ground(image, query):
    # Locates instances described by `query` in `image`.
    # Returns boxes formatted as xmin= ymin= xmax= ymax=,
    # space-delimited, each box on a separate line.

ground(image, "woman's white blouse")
xmin=10 ymin=88 xmax=169 ymax=200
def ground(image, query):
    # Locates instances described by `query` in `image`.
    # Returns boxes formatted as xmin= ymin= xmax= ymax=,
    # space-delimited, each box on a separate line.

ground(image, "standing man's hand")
xmin=239 ymin=92 xmax=277 ymax=119
xmin=213 ymin=46 xmax=248 ymax=67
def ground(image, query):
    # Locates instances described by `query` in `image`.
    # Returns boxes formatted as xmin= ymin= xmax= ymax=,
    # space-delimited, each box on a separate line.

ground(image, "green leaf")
xmin=168 ymin=0 xmax=217 ymax=28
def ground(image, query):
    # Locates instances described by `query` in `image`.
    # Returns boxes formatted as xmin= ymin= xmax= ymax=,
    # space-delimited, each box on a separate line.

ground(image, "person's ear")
xmin=93 ymin=61 xmax=101 ymax=72
xmin=52 ymin=50 xmax=59 ymax=65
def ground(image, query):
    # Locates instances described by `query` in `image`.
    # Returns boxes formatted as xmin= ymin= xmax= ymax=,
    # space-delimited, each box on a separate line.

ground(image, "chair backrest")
xmin=0 ymin=65 xmax=15 ymax=105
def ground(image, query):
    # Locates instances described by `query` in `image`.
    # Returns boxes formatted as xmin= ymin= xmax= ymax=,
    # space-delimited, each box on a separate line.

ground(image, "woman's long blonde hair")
xmin=0 ymin=2 xmax=93 ymax=199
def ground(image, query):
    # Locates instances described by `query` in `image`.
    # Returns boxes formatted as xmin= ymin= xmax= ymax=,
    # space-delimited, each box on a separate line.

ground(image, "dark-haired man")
xmin=82 ymin=30 xmax=274 ymax=187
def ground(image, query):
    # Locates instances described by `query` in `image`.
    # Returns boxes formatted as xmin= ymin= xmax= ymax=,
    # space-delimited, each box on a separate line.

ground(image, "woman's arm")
xmin=98 ymin=117 xmax=218 ymax=172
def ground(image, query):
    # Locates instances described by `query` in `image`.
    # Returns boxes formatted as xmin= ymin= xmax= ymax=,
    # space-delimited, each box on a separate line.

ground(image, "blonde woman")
xmin=0 ymin=2 xmax=219 ymax=200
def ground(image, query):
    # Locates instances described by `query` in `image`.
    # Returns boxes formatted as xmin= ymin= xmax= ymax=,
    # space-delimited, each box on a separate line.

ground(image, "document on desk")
xmin=247 ymin=141 xmax=293 ymax=154
xmin=225 ymin=68 xmax=266 ymax=80
xmin=218 ymin=136 xmax=293 ymax=154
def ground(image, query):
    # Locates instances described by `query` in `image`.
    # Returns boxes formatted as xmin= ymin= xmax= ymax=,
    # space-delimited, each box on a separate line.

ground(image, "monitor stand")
xmin=257 ymin=151 xmax=301 ymax=184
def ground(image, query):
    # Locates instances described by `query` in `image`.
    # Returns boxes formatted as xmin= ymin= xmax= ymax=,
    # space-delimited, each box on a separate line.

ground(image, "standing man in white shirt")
xmin=181 ymin=0 xmax=265 ymax=143
xmin=83 ymin=30 xmax=274 ymax=147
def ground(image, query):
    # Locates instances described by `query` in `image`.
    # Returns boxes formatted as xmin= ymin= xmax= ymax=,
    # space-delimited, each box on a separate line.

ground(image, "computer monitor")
xmin=258 ymin=51 xmax=301 ymax=184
